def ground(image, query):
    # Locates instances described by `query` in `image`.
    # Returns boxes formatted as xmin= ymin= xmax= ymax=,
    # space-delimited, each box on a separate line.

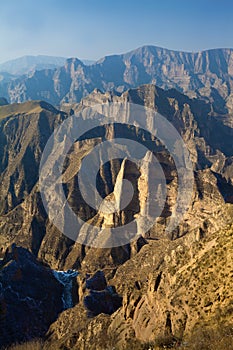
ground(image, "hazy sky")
xmin=0 ymin=0 xmax=233 ymax=63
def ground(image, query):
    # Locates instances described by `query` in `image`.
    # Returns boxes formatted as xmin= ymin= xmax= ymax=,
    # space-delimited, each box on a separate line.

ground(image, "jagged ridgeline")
xmin=0 ymin=83 xmax=232 ymax=349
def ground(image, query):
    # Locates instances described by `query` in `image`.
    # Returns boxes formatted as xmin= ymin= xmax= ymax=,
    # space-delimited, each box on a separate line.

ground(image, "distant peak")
xmin=65 ymin=57 xmax=84 ymax=68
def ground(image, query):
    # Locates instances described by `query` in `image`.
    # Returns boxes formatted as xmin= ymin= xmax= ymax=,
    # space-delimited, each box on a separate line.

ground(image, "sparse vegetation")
xmin=182 ymin=323 xmax=233 ymax=350
xmin=117 ymin=324 xmax=233 ymax=350
xmin=7 ymin=340 xmax=43 ymax=350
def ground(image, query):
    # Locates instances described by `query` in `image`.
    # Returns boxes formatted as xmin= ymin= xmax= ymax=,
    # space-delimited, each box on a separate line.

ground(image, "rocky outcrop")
xmin=84 ymin=271 xmax=122 ymax=317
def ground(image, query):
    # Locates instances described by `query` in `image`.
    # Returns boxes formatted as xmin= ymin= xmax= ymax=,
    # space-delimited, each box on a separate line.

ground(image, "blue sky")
xmin=0 ymin=0 xmax=233 ymax=63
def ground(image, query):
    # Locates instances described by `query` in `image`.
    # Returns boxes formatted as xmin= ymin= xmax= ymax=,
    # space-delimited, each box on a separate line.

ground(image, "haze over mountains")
xmin=0 ymin=55 xmax=67 ymax=75
xmin=0 ymin=55 xmax=95 ymax=76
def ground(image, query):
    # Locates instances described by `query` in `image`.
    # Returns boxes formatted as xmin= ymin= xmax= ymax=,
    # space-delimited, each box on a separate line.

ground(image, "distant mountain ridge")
xmin=0 ymin=55 xmax=95 ymax=76
xmin=0 ymin=46 xmax=233 ymax=109
xmin=0 ymin=55 xmax=67 ymax=75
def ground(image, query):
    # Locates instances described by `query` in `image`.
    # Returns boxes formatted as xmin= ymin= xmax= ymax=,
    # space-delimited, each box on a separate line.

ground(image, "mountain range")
xmin=0 ymin=46 xmax=233 ymax=114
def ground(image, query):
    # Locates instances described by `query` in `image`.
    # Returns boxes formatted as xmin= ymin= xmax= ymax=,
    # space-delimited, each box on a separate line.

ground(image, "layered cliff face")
xmin=1 ymin=46 xmax=233 ymax=111
xmin=0 ymin=101 xmax=68 ymax=258
xmin=0 ymin=85 xmax=232 ymax=349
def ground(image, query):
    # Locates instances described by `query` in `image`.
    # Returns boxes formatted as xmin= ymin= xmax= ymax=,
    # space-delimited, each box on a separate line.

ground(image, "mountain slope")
xmin=44 ymin=220 xmax=233 ymax=349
